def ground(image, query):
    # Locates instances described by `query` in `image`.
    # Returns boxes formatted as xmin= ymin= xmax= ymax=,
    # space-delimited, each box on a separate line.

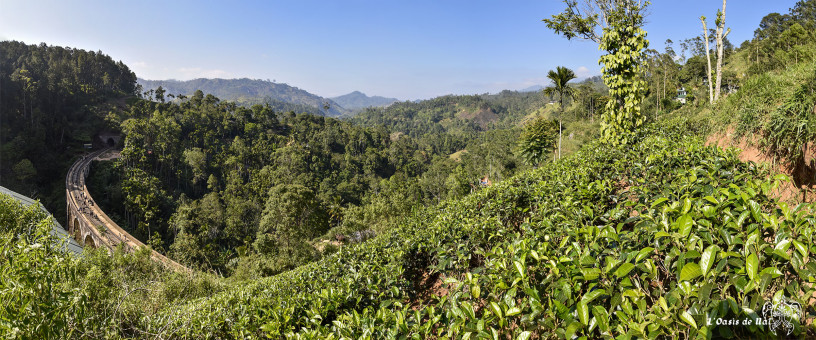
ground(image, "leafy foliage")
xmin=0 ymin=194 xmax=86 ymax=338
xmin=544 ymin=1 xmax=651 ymax=145
xmin=517 ymin=117 xmax=558 ymax=166
xmin=0 ymin=192 xmax=224 ymax=339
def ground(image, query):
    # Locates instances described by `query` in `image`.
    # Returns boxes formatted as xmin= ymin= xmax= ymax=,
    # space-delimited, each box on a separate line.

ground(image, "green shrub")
xmin=762 ymin=68 xmax=816 ymax=165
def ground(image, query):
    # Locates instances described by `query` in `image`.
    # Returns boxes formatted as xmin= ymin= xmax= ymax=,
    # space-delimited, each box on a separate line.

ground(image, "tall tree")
xmin=701 ymin=16 xmax=714 ymax=104
xmin=714 ymin=0 xmax=730 ymax=102
xmin=662 ymin=39 xmax=677 ymax=110
xmin=543 ymin=66 xmax=576 ymax=160
xmin=544 ymin=0 xmax=650 ymax=145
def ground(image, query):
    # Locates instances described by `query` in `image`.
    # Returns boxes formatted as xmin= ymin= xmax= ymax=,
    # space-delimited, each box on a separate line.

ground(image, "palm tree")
xmin=543 ymin=66 xmax=576 ymax=160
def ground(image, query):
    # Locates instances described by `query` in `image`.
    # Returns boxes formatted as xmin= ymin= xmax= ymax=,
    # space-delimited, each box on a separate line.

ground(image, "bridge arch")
xmin=83 ymin=234 xmax=96 ymax=248
xmin=72 ymin=217 xmax=81 ymax=239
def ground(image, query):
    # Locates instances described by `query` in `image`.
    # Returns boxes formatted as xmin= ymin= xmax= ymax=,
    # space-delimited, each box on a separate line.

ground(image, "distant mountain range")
xmin=520 ymin=85 xmax=545 ymax=92
xmin=330 ymin=91 xmax=398 ymax=111
xmin=136 ymin=77 xmax=604 ymax=117
xmin=137 ymin=78 xmax=349 ymax=116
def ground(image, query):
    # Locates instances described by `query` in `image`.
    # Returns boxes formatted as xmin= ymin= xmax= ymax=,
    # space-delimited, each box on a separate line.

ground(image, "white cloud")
xmin=178 ymin=67 xmax=231 ymax=79
xmin=575 ymin=66 xmax=592 ymax=78
xmin=518 ymin=77 xmax=551 ymax=87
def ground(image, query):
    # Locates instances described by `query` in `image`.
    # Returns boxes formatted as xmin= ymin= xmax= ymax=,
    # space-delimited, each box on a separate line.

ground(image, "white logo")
xmin=762 ymin=296 xmax=802 ymax=335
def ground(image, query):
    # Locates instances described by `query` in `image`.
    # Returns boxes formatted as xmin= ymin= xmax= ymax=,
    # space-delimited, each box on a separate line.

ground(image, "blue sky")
xmin=0 ymin=0 xmax=799 ymax=100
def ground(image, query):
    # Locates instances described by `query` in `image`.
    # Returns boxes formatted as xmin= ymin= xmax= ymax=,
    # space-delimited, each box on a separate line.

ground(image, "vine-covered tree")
xmin=544 ymin=0 xmax=650 ymax=145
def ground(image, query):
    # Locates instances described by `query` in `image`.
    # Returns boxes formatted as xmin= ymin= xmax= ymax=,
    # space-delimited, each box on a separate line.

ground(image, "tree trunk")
xmin=701 ymin=17 xmax=714 ymax=104
xmin=558 ymin=119 xmax=562 ymax=160
xmin=22 ymin=93 xmax=27 ymax=126
xmin=558 ymin=95 xmax=563 ymax=160
xmin=714 ymin=0 xmax=728 ymax=102
xmin=590 ymin=97 xmax=593 ymax=123
xmin=663 ymin=67 xmax=667 ymax=111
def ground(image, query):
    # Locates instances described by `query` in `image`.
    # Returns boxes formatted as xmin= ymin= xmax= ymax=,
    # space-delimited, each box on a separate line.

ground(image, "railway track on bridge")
xmin=66 ymin=148 xmax=187 ymax=272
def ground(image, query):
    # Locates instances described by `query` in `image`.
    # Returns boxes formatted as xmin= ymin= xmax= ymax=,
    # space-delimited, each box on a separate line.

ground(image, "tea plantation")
xmin=134 ymin=118 xmax=816 ymax=338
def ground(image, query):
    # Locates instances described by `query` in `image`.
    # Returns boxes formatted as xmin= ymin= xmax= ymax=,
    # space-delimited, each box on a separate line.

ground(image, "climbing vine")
xmin=598 ymin=7 xmax=649 ymax=145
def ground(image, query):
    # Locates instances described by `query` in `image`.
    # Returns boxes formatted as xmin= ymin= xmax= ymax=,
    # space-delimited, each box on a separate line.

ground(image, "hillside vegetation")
xmin=132 ymin=95 xmax=816 ymax=338
xmin=88 ymin=85 xmax=565 ymax=277
xmin=9 ymin=42 xmax=816 ymax=339
xmin=3 ymin=1 xmax=816 ymax=338
xmin=6 ymin=113 xmax=816 ymax=338
xmin=685 ymin=54 xmax=816 ymax=203
xmin=92 ymin=64 xmax=609 ymax=278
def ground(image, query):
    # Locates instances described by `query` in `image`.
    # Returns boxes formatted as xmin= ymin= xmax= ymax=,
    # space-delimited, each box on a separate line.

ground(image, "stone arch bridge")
xmin=66 ymin=148 xmax=186 ymax=271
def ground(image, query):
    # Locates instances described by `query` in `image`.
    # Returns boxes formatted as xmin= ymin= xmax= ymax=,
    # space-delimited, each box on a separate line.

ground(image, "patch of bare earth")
xmin=409 ymin=270 xmax=451 ymax=311
xmin=706 ymin=129 xmax=816 ymax=203
xmin=313 ymin=239 xmax=341 ymax=252
xmin=457 ymin=108 xmax=499 ymax=129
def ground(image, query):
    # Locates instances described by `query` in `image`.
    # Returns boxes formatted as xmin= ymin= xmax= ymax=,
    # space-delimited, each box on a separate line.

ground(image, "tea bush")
xmin=0 ymin=195 xmax=92 ymax=338
xmin=0 ymin=194 xmax=225 ymax=339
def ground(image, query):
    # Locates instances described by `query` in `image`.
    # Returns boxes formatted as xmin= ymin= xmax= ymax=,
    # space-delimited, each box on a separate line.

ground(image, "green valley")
xmin=2 ymin=0 xmax=816 ymax=338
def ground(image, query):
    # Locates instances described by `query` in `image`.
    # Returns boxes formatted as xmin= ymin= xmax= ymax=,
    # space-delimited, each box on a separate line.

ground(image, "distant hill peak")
xmin=137 ymin=78 xmax=347 ymax=116
xmin=331 ymin=91 xmax=398 ymax=111
xmin=520 ymin=85 xmax=545 ymax=92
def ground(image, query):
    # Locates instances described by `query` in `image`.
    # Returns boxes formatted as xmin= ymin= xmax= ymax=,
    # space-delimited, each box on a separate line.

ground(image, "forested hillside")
xmin=0 ymin=41 xmax=137 ymax=222
xmin=99 ymin=95 xmax=427 ymax=276
xmin=137 ymin=78 xmax=348 ymax=116
xmin=98 ymin=60 xmax=614 ymax=278
xmin=7 ymin=113 xmax=816 ymax=338
xmin=135 ymin=117 xmax=816 ymax=339
xmin=90 ymin=89 xmax=575 ymax=276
